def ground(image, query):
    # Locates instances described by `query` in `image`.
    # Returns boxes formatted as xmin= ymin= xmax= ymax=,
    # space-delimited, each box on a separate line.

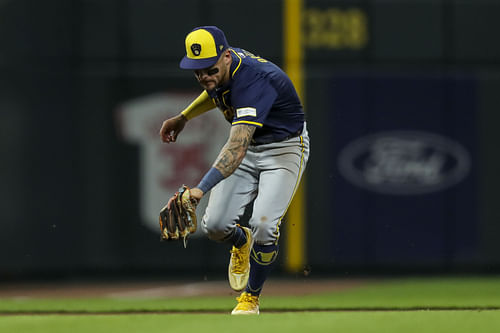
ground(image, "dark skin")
xmin=159 ymin=50 xmax=256 ymax=203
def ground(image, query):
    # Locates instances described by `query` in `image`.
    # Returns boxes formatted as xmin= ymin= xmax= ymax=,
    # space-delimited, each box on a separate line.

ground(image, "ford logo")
xmin=338 ymin=131 xmax=471 ymax=195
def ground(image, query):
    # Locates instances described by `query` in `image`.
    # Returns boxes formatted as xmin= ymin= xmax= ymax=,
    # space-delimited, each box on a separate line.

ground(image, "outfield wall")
xmin=1 ymin=0 xmax=499 ymax=279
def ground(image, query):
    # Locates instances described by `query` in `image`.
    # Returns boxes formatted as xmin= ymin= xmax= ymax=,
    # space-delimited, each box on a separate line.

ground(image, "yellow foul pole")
xmin=283 ymin=0 xmax=305 ymax=272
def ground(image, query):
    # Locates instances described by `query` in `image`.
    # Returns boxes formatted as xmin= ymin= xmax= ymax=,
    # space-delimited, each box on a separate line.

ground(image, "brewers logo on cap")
xmin=191 ymin=43 xmax=201 ymax=56
xmin=180 ymin=26 xmax=229 ymax=70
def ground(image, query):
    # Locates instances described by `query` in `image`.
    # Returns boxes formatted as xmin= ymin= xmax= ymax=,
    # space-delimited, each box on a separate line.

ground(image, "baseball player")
xmin=159 ymin=26 xmax=310 ymax=315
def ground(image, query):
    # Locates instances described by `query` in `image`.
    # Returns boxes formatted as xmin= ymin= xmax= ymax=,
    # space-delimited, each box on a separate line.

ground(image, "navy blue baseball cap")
xmin=179 ymin=26 xmax=229 ymax=70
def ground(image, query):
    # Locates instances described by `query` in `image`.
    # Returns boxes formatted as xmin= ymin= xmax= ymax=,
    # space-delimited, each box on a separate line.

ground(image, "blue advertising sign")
xmin=328 ymin=73 xmax=478 ymax=266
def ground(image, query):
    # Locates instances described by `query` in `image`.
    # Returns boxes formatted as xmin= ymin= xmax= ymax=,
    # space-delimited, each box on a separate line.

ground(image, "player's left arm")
xmin=214 ymin=124 xmax=256 ymax=177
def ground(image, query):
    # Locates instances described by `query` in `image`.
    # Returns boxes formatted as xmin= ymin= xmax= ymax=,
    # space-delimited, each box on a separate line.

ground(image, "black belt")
xmin=250 ymin=128 xmax=302 ymax=146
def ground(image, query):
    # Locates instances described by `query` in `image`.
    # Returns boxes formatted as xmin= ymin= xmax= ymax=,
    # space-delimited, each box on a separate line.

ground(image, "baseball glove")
xmin=159 ymin=185 xmax=198 ymax=247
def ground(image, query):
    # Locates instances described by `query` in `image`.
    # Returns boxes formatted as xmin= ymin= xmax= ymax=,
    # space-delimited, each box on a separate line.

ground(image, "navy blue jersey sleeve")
xmin=230 ymin=74 xmax=278 ymax=128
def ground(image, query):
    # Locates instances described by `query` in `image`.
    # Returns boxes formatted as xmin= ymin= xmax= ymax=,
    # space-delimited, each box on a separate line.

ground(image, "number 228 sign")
xmin=302 ymin=7 xmax=369 ymax=50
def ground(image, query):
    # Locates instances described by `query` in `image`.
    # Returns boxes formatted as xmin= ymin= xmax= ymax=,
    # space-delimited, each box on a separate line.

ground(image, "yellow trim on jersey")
xmin=229 ymin=49 xmax=242 ymax=77
xmin=221 ymin=90 xmax=230 ymax=109
xmin=185 ymin=29 xmax=218 ymax=59
xmin=232 ymin=120 xmax=263 ymax=127
xmin=181 ymin=90 xmax=216 ymax=120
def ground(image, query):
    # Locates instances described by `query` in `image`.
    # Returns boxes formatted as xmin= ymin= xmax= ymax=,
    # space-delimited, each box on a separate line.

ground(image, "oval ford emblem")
xmin=338 ymin=131 xmax=471 ymax=195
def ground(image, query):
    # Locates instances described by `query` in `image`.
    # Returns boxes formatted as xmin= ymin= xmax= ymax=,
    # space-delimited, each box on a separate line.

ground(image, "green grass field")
xmin=1 ymin=277 xmax=499 ymax=333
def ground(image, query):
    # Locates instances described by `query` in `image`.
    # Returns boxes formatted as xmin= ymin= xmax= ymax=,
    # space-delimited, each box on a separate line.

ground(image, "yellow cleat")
xmin=231 ymin=292 xmax=260 ymax=315
xmin=228 ymin=226 xmax=253 ymax=291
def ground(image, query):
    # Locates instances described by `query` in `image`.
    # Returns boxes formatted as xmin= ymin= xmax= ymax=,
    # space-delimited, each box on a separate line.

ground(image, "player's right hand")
xmin=159 ymin=114 xmax=187 ymax=143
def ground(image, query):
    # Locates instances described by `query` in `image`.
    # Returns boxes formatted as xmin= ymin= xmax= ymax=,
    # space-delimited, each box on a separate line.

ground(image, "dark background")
xmin=1 ymin=0 xmax=499 ymax=281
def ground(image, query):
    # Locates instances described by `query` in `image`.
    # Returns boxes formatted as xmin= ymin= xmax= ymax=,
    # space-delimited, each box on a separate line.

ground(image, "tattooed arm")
xmin=214 ymin=124 xmax=256 ymax=177
xmin=188 ymin=124 xmax=256 ymax=201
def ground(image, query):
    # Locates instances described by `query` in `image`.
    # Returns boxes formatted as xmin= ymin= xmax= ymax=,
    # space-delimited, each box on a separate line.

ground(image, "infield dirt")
xmin=0 ymin=278 xmax=365 ymax=299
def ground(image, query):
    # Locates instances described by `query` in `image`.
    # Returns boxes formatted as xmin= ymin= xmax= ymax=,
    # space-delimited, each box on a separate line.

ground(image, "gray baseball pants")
xmin=201 ymin=123 xmax=310 ymax=245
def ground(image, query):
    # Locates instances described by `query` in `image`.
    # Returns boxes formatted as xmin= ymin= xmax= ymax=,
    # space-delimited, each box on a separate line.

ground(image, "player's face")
xmin=194 ymin=51 xmax=231 ymax=90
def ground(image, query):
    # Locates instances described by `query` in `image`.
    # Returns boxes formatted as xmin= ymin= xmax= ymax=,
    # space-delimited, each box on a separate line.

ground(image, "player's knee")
xmin=201 ymin=216 xmax=231 ymax=242
xmin=249 ymin=217 xmax=279 ymax=245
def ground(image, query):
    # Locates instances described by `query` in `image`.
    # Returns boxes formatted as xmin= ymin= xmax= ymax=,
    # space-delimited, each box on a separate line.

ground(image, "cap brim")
xmin=179 ymin=55 xmax=219 ymax=69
